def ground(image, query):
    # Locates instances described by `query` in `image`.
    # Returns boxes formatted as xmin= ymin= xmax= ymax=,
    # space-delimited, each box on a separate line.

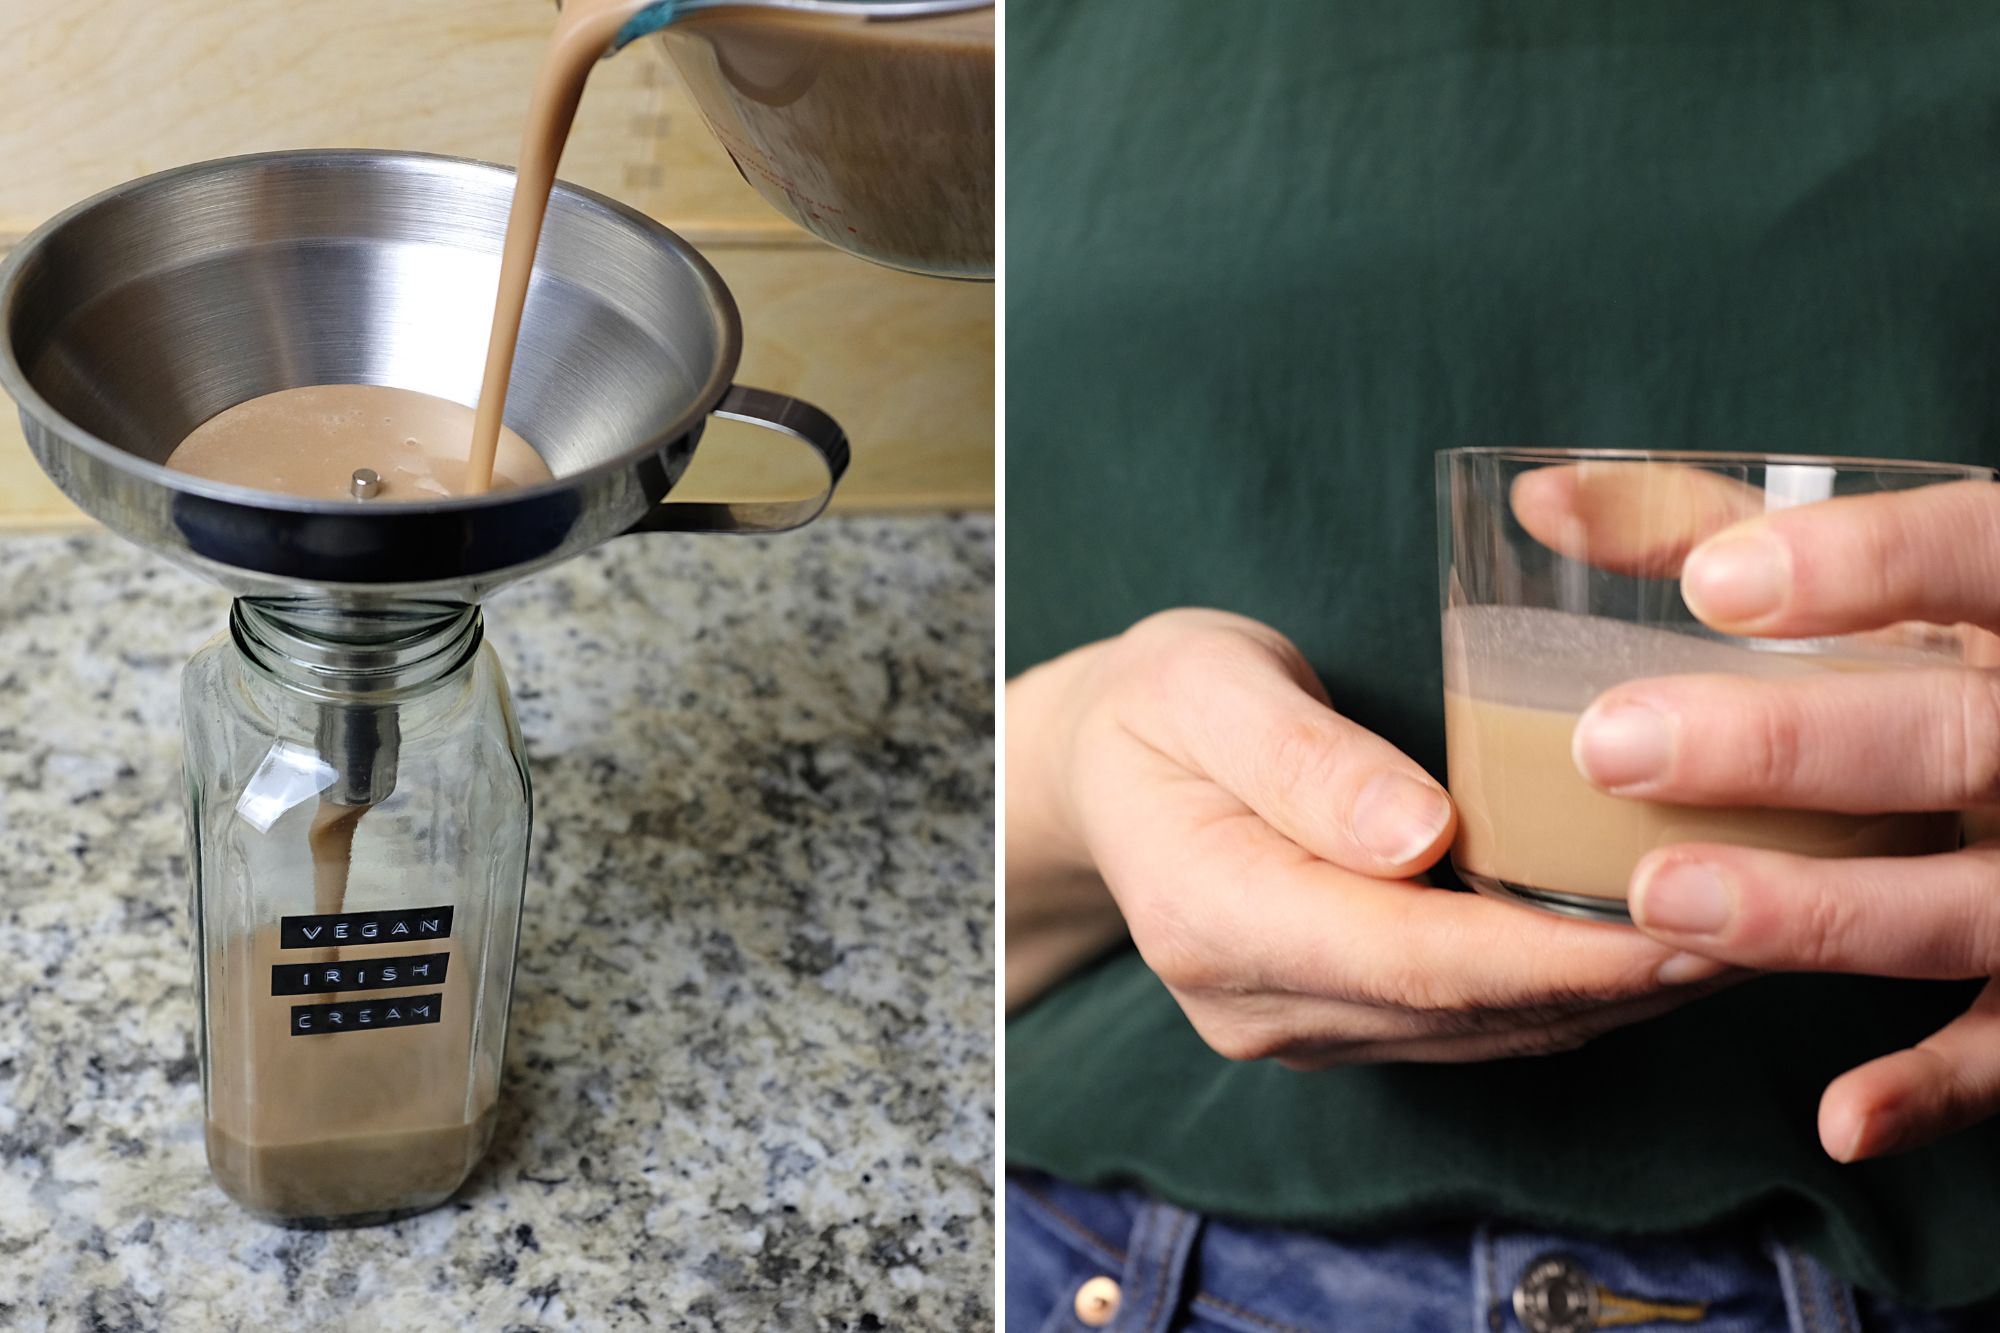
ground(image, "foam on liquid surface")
xmin=1441 ymin=604 xmax=1945 ymax=713
xmin=165 ymin=384 xmax=550 ymax=501
xmin=1441 ymin=605 xmax=1962 ymax=901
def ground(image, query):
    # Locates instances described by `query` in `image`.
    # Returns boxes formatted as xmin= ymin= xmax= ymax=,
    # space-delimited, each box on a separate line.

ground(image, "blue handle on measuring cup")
xmin=607 ymin=0 xmax=983 ymax=52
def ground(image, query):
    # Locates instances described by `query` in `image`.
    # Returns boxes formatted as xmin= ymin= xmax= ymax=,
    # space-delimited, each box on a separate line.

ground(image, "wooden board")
xmin=0 ymin=0 xmax=776 ymax=244
xmin=672 ymin=248 xmax=994 ymax=510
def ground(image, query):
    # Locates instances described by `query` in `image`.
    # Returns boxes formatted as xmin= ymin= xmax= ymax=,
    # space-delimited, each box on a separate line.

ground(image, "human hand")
xmin=1509 ymin=458 xmax=1764 ymax=577
xmin=1010 ymin=609 xmax=1730 ymax=1067
xmin=1567 ymin=479 xmax=2000 ymax=1160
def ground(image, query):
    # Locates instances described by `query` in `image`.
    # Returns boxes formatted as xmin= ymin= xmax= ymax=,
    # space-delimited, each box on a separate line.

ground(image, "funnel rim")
xmin=0 ymin=147 xmax=743 ymax=518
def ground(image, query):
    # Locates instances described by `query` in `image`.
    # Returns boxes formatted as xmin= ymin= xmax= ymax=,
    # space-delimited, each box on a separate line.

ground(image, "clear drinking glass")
xmin=1437 ymin=448 xmax=1990 ymax=922
xmin=182 ymin=601 xmax=531 ymax=1224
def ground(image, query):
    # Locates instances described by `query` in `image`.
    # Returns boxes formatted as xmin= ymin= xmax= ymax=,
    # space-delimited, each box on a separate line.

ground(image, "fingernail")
xmin=1858 ymin=1105 xmax=1903 ymax=1160
xmin=1353 ymin=772 xmax=1452 ymax=864
xmin=1834 ymin=1105 xmax=1901 ymax=1163
xmin=1632 ymin=860 xmax=1734 ymax=936
xmin=1823 ymin=1103 xmax=1866 ymax=1163
xmin=1656 ymin=951 xmax=1729 ymax=986
xmin=1840 ymin=1115 xmax=1870 ymax=1163
xmin=1573 ymin=703 xmax=1675 ymax=789
xmin=1683 ymin=529 xmax=1791 ymax=625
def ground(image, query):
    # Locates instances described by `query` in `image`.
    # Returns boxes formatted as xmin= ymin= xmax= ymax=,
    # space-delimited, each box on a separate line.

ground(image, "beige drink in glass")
xmin=1443 ymin=606 xmax=1959 ymax=909
xmin=1436 ymin=449 xmax=1987 ymax=922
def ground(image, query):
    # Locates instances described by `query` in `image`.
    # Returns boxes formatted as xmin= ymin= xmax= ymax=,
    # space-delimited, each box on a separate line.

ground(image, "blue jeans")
xmin=1007 ymin=1172 xmax=1991 ymax=1333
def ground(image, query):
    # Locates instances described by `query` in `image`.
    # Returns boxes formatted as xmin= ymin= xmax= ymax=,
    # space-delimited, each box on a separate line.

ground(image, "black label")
xmin=271 ymin=952 xmax=450 ymax=997
xmin=290 ymin=993 xmax=443 ymax=1036
xmin=279 ymin=905 xmax=454 ymax=950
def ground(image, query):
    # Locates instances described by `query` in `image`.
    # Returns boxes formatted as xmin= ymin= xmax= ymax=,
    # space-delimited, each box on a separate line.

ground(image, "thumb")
xmin=1133 ymin=616 xmax=1454 ymax=878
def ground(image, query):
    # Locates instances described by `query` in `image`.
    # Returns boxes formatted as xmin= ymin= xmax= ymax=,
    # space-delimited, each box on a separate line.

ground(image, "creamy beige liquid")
xmin=308 ymin=801 xmax=366 ymax=919
xmin=215 ymin=800 xmax=492 ymax=1220
xmin=205 ymin=924 xmax=496 ymax=1220
xmin=1443 ymin=607 xmax=1960 ymax=903
xmin=466 ymin=0 xmax=649 ymax=492
xmin=206 ymin=1112 xmax=496 ymax=1223
xmin=1446 ymin=691 xmax=1957 ymax=900
xmin=163 ymin=383 xmax=549 ymax=500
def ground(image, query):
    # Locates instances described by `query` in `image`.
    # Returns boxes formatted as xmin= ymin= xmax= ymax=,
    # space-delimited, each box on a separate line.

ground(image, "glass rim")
xmin=1438 ymin=446 xmax=1993 ymax=477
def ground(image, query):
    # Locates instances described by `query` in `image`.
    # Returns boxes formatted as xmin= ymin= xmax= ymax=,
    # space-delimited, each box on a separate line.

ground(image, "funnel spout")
xmin=314 ymin=704 xmax=400 ymax=807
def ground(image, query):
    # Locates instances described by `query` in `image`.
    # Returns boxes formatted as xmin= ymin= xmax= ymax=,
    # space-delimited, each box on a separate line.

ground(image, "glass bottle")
xmin=181 ymin=600 xmax=531 ymax=1225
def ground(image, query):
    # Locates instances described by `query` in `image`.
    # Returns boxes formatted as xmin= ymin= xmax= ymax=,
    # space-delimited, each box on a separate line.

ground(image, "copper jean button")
xmin=1073 ymin=1275 xmax=1122 ymax=1327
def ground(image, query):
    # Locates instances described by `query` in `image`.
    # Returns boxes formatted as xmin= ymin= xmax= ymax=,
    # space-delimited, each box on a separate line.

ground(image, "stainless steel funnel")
xmin=0 ymin=150 xmax=849 ymax=603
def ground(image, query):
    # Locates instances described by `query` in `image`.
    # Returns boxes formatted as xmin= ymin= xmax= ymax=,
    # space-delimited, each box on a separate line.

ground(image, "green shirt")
xmin=1005 ymin=0 xmax=2000 ymax=1307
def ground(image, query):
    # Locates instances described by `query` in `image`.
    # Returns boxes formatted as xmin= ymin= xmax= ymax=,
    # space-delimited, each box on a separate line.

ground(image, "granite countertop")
xmin=0 ymin=516 xmax=994 ymax=1332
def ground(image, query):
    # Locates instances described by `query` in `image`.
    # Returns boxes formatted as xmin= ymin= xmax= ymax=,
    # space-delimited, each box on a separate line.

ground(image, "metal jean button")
xmin=1513 ymin=1255 xmax=1601 ymax=1333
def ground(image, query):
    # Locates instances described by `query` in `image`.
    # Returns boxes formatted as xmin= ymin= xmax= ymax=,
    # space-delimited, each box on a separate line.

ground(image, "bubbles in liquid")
xmin=166 ymin=385 xmax=550 ymax=501
xmin=1442 ymin=604 xmax=1965 ymax=901
xmin=1441 ymin=605 xmax=1945 ymax=712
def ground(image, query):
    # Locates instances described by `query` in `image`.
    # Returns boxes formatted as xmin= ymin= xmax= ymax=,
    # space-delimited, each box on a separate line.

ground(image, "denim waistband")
xmin=1005 ymin=1171 xmax=1983 ymax=1333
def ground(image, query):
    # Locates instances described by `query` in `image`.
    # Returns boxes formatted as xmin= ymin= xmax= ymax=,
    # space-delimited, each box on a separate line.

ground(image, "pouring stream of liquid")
xmin=465 ymin=0 xmax=654 ymax=493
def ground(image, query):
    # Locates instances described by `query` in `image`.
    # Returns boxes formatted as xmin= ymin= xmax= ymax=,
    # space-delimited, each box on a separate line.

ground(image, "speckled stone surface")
xmin=0 ymin=517 xmax=994 ymax=1332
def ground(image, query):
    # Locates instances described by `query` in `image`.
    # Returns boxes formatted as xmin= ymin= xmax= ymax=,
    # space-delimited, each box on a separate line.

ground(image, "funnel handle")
xmin=628 ymin=385 xmax=850 ymax=535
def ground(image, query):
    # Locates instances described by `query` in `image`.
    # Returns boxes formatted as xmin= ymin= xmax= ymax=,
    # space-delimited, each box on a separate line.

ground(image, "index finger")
xmin=1680 ymin=479 xmax=2000 ymax=638
xmin=1511 ymin=462 xmax=1766 ymax=578
xmin=1126 ymin=618 xmax=1457 ymax=879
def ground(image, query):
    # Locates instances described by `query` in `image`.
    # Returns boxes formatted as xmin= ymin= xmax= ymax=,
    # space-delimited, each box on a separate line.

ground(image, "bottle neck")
xmin=230 ymin=599 xmax=484 ymax=702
